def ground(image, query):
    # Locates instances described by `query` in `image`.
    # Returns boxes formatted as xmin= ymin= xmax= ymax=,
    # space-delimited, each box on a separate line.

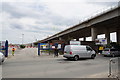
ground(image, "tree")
xmin=20 ymin=45 xmax=26 ymax=48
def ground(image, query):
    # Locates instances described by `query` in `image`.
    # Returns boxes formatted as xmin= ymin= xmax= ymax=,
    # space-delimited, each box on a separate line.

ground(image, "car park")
xmin=102 ymin=48 xmax=120 ymax=57
xmin=0 ymin=52 xmax=5 ymax=64
xmin=63 ymin=45 xmax=96 ymax=61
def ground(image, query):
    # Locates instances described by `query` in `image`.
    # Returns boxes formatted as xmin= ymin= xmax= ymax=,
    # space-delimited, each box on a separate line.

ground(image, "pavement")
xmin=1 ymin=48 xmax=114 ymax=78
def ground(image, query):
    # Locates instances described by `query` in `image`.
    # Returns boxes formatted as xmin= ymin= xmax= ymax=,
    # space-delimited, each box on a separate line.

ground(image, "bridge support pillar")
xmin=64 ymin=36 xmax=74 ymax=44
xmin=76 ymin=38 xmax=79 ymax=41
xmin=91 ymin=27 xmax=97 ymax=41
xmin=59 ymin=37 xmax=62 ymax=40
xmin=105 ymin=29 xmax=110 ymax=44
xmin=117 ymin=29 xmax=120 ymax=44
xmin=83 ymin=37 xmax=86 ymax=41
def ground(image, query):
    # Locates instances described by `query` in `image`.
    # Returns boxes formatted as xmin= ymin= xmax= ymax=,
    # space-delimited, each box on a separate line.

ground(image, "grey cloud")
xmin=4 ymin=3 xmax=76 ymax=21
xmin=1 ymin=2 xmax=46 ymax=18
xmin=1 ymin=2 xmax=78 ymax=36
xmin=36 ymin=14 xmax=77 ymax=27
xmin=2 ymin=2 xmax=27 ymax=18
xmin=10 ymin=23 xmax=23 ymax=29
xmin=1 ymin=2 xmax=75 ymax=26
xmin=25 ymin=29 xmax=54 ymax=35
xmin=31 ymin=25 xmax=62 ymax=33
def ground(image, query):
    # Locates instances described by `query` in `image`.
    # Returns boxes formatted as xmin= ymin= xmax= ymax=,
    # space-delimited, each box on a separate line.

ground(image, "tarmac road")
xmin=2 ymin=48 xmax=113 ymax=78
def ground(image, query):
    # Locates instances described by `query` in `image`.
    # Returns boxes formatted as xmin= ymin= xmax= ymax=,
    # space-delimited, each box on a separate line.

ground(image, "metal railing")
xmin=108 ymin=57 xmax=120 ymax=79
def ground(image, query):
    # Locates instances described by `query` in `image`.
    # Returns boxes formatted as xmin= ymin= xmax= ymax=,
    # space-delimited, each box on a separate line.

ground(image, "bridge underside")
xmin=48 ymin=16 xmax=120 ymax=44
xmin=39 ymin=6 xmax=120 ymax=45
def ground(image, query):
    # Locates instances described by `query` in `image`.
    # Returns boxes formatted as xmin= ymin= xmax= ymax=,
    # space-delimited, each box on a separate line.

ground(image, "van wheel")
xmin=2 ymin=60 xmax=4 ymax=62
xmin=91 ymin=54 xmax=95 ymax=59
xmin=74 ymin=56 xmax=79 ymax=61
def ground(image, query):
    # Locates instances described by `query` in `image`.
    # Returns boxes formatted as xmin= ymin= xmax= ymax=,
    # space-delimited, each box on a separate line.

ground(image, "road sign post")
xmin=38 ymin=43 xmax=40 ymax=56
xmin=5 ymin=40 xmax=8 ymax=57
xmin=0 ymin=40 xmax=8 ymax=57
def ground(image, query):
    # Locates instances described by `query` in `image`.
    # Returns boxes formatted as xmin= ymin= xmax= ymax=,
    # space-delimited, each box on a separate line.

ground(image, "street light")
xmin=22 ymin=34 xmax=24 ymax=44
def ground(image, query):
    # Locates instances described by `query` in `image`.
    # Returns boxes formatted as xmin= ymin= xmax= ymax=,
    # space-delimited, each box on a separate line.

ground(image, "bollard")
xmin=38 ymin=43 xmax=40 ymax=56
xmin=118 ymin=57 xmax=120 ymax=79
xmin=108 ymin=58 xmax=119 ymax=79
xmin=108 ymin=59 xmax=112 ymax=77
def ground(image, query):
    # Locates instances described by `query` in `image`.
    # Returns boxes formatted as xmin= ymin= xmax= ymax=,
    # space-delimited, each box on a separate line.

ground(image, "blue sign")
xmin=0 ymin=40 xmax=8 ymax=57
xmin=38 ymin=43 xmax=49 ymax=56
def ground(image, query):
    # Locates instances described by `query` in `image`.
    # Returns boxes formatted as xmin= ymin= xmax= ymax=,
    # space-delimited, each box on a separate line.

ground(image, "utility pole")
xmin=22 ymin=34 xmax=24 ymax=44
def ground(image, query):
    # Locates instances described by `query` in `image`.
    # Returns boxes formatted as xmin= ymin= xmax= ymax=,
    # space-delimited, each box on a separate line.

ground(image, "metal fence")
xmin=108 ymin=57 xmax=120 ymax=79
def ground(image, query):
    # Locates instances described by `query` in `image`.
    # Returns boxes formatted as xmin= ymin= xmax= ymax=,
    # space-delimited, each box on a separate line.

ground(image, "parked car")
xmin=63 ymin=45 xmax=96 ymax=61
xmin=102 ymin=48 xmax=120 ymax=57
xmin=0 ymin=52 xmax=5 ymax=64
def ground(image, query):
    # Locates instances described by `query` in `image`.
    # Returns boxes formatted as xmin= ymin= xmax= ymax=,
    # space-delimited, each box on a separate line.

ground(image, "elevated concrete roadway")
xmin=36 ymin=5 xmax=120 ymax=44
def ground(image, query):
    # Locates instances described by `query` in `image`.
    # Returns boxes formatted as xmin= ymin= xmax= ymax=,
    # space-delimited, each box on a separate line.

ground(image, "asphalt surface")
xmin=0 ymin=65 xmax=2 ymax=79
xmin=2 ymin=48 xmax=114 ymax=78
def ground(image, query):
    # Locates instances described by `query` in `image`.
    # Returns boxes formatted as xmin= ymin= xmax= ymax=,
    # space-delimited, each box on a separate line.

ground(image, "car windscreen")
xmin=104 ymin=48 xmax=110 ymax=51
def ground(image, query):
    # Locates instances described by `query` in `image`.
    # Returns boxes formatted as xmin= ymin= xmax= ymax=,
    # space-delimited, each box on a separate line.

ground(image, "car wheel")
xmin=74 ymin=56 xmax=79 ymax=61
xmin=2 ymin=60 xmax=4 ymax=62
xmin=91 ymin=54 xmax=95 ymax=59
xmin=67 ymin=58 xmax=70 ymax=60
xmin=104 ymin=55 xmax=107 ymax=57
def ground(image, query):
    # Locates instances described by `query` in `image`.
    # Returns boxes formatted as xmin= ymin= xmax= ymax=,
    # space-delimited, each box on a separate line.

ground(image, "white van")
xmin=63 ymin=45 xmax=96 ymax=61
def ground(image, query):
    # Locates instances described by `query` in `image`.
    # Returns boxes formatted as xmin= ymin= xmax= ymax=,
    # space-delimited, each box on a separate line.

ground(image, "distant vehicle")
xmin=102 ymin=48 xmax=120 ymax=57
xmin=0 ymin=52 xmax=5 ymax=64
xmin=63 ymin=45 xmax=96 ymax=61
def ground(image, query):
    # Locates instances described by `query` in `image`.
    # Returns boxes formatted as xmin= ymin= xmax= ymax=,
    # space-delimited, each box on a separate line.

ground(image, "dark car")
xmin=102 ymin=48 xmax=120 ymax=57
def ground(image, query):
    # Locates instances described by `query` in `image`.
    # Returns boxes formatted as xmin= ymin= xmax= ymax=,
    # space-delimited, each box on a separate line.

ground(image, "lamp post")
xmin=22 ymin=34 xmax=24 ymax=44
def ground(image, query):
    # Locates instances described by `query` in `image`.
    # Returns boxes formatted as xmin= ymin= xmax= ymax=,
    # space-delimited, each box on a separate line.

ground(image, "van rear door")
xmin=64 ymin=45 xmax=71 ymax=54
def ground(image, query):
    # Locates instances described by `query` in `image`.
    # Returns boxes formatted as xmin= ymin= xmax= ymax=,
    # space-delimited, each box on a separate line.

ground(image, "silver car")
xmin=102 ymin=48 xmax=120 ymax=57
xmin=0 ymin=52 xmax=5 ymax=64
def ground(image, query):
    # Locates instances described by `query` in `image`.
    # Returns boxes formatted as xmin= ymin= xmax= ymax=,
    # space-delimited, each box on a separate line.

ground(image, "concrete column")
xmin=83 ymin=37 xmax=86 ymax=41
xmin=68 ymin=36 xmax=74 ymax=41
xmin=117 ymin=29 xmax=120 ymax=44
xmin=64 ymin=36 xmax=73 ymax=44
xmin=91 ymin=27 xmax=97 ymax=41
xmin=105 ymin=30 xmax=110 ymax=44
xmin=59 ymin=37 xmax=62 ymax=40
xmin=76 ymin=38 xmax=79 ymax=41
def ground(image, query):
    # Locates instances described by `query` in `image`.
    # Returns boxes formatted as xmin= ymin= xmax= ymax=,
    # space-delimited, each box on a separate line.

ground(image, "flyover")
xmin=35 ymin=5 xmax=120 ymax=45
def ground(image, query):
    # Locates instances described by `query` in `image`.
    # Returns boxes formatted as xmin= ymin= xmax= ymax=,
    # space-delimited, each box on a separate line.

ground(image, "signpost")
xmin=38 ymin=42 xmax=63 ymax=56
xmin=5 ymin=40 xmax=8 ymax=57
xmin=38 ymin=43 xmax=49 ymax=56
xmin=0 ymin=40 xmax=8 ymax=57
xmin=95 ymin=38 xmax=107 ymax=45
xmin=38 ymin=43 xmax=40 ymax=56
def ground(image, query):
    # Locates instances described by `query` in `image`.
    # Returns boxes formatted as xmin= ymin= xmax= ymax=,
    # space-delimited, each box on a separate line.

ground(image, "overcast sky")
xmin=0 ymin=0 xmax=119 ymax=44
